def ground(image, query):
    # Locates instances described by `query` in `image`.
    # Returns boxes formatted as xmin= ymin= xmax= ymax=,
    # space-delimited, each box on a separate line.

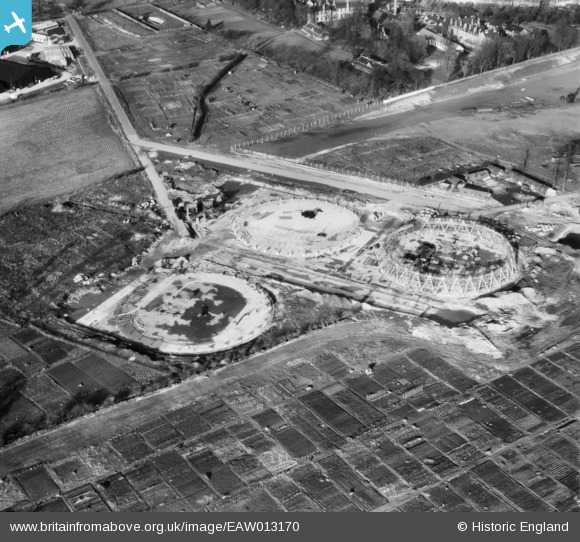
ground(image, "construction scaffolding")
xmin=381 ymin=217 xmax=520 ymax=299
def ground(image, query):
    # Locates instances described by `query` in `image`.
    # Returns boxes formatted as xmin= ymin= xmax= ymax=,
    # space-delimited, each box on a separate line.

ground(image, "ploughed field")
xmin=0 ymin=86 xmax=135 ymax=216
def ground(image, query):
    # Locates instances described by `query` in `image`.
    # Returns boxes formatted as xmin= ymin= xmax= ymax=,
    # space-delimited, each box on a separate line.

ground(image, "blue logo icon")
xmin=1 ymin=0 xmax=31 ymax=54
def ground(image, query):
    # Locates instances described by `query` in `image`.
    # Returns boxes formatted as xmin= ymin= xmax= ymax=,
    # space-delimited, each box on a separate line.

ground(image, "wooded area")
xmin=218 ymin=1 xmax=579 ymax=94
xmin=428 ymin=1 xmax=580 ymax=26
xmin=229 ymin=0 xmax=309 ymax=28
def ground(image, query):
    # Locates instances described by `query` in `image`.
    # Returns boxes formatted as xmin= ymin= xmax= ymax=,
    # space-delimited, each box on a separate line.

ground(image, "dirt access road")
xmin=255 ymin=58 xmax=580 ymax=160
xmin=67 ymin=15 xmax=190 ymax=238
xmin=0 ymin=321 xmax=386 ymax=477
xmin=69 ymin=13 xmax=578 ymax=212
xmin=67 ymin=15 xmax=489 ymax=215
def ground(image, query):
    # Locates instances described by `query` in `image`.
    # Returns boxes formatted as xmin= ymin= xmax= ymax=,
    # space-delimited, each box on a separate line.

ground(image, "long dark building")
xmin=0 ymin=58 xmax=55 ymax=92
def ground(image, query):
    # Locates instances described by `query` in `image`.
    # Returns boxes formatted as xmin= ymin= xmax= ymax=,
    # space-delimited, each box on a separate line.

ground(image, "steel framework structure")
xmin=381 ymin=218 xmax=519 ymax=299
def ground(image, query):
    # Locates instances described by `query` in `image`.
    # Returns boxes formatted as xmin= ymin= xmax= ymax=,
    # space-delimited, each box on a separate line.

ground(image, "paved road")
xmin=67 ymin=15 xmax=189 ymax=238
xmin=66 ymin=14 xmax=488 ymax=215
xmin=67 ymin=17 xmax=580 ymax=218
xmin=137 ymin=139 xmax=490 ymax=210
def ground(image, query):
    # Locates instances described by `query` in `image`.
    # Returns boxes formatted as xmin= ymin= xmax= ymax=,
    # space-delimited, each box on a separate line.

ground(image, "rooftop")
xmin=0 ymin=59 xmax=55 ymax=91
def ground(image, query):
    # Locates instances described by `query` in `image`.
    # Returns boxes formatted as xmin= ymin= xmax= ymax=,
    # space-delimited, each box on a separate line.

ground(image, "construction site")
xmin=232 ymin=197 xmax=363 ymax=258
xmin=77 ymin=272 xmax=274 ymax=356
xmin=68 ymin=188 xmax=368 ymax=358
xmin=65 ymin=179 xmax=538 ymax=363
xmin=380 ymin=217 xmax=521 ymax=299
xmin=1 ymin=2 xmax=580 ymax=517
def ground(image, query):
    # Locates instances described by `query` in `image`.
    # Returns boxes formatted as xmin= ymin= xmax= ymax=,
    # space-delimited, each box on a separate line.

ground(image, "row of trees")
xmin=444 ymin=24 xmax=577 ymax=80
xmin=430 ymin=2 xmax=580 ymax=26
xmin=329 ymin=12 xmax=430 ymax=94
xmin=469 ymin=35 xmax=524 ymax=74
xmin=224 ymin=1 xmax=432 ymax=96
xmin=551 ymin=19 xmax=580 ymax=51
xmin=330 ymin=10 xmax=428 ymax=63
xmin=259 ymin=43 xmax=380 ymax=96
xmin=32 ymin=0 xmax=63 ymax=18
xmin=220 ymin=18 xmax=427 ymax=97
xmin=223 ymin=2 xmax=577 ymax=95
xmin=427 ymin=1 xmax=579 ymax=65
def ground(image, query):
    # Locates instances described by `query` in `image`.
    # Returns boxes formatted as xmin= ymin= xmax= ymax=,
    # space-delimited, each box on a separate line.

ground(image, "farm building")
xmin=0 ymin=59 xmax=55 ymax=92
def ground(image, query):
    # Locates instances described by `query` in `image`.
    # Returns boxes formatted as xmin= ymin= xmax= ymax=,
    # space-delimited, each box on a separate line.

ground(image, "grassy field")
xmin=121 ymin=4 xmax=188 ymax=30
xmin=0 ymin=86 xmax=135 ymax=216
xmin=163 ymin=1 xmax=350 ymax=61
xmin=163 ymin=1 xmax=283 ymax=47
xmin=261 ymin=31 xmax=351 ymax=62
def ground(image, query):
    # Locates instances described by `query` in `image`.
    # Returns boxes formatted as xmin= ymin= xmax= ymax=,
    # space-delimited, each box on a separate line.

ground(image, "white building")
xmin=144 ymin=15 xmax=165 ymax=25
xmin=31 ymin=33 xmax=53 ymax=44
xmin=448 ymin=17 xmax=499 ymax=49
xmin=352 ymin=54 xmax=387 ymax=73
xmin=302 ymin=21 xmax=330 ymax=40
xmin=31 ymin=21 xmax=60 ymax=33
xmin=306 ymin=0 xmax=365 ymax=24
xmin=419 ymin=28 xmax=450 ymax=51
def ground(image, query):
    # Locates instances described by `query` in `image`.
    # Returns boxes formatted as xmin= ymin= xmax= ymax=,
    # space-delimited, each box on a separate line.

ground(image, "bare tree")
xmin=527 ymin=29 xmax=551 ymax=59
xmin=459 ymin=56 xmax=470 ymax=77
xmin=438 ymin=43 xmax=458 ymax=81
xmin=470 ymin=36 xmax=515 ymax=73
xmin=552 ymin=20 xmax=578 ymax=51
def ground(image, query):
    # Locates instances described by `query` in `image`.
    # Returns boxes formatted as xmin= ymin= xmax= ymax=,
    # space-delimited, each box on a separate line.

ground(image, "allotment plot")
xmin=0 ymin=86 xmax=135 ymax=215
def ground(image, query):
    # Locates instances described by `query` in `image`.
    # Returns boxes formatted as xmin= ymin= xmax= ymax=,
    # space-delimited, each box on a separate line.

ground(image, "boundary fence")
xmin=231 ymin=100 xmax=384 ymax=151
xmin=235 ymin=148 xmax=502 ymax=206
